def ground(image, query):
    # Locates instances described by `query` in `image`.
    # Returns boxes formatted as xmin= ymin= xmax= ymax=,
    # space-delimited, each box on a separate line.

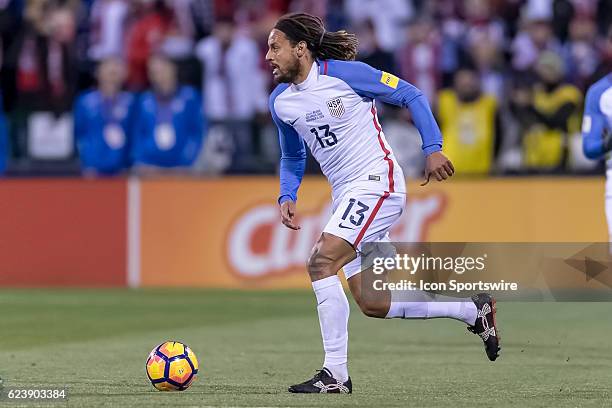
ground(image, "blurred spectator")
xmin=289 ymin=0 xmax=326 ymax=18
xmin=597 ymin=0 xmax=612 ymax=37
xmin=429 ymin=0 xmax=465 ymax=88
xmin=132 ymin=54 xmax=205 ymax=168
xmin=396 ymin=17 xmax=441 ymax=104
xmin=0 ymin=0 xmax=611 ymax=177
xmin=461 ymin=0 xmax=505 ymax=49
xmin=2 ymin=1 xmax=78 ymax=160
xmin=357 ymin=20 xmax=395 ymax=74
xmin=562 ymin=15 xmax=599 ymax=89
xmin=344 ymin=0 xmax=413 ymax=52
xmin=4 ymin=1 xmax=78 ymax=113
xmin=87 ymin=0 xmax=129 ymax=62
xmin=125 ymin=0 xmax=174 ymax=91
xmin=438 ymin=66 xmax=500 ymax=175
xmin=381 ymin=111 xmax=425 ymax=179
xmin=326 ymin=0 xmax=350 ymax=32
xmin=511 ymin=2 xmax=561 ymax=73
xmin=158 ymin=0 xmax=196 ymax=60
xmin=468 ymin=37 xmax=505 ymax=102
xmin=195 ymin=17 xmax=267 ymax=173
xmin=74 ymin=57 xmax=134 ymax=174
xmin=510 ymin=52 xmax=582 ymax=172
xmin=496 ymin=0 xmax=523 ymax=39
xmin=188 ymin=0 xmax=216 ymax=39
xmin=590 ymin=24 xmax=612 ymax=85
xmin=0 ymin=0 xmax=22 ymax=69
xmin=551 ymin=0 xmax=574 ymax=42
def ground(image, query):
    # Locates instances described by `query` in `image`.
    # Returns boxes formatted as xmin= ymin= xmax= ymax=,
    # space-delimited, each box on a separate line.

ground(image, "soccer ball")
xmin=146 ymin=341 xmax=199 ymax=391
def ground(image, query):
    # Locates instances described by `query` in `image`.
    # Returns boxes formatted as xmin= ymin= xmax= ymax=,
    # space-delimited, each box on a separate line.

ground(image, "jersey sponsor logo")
xmin=380 ymin=72 xmax=399 ymax=89
xmin=326 ymin=97 xmax=345 ymax=118
xmin=226 ymin=193 xmax=445 ymax=278
xmin=288 ymin=117 xmax=299 ymax=126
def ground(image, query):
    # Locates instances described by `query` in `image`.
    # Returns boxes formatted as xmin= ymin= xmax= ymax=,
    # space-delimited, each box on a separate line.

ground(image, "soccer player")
xmin=582 ymin=28 xmax=612 ymax=245
xmin=266 ymin=13 xmax=501 ymax=394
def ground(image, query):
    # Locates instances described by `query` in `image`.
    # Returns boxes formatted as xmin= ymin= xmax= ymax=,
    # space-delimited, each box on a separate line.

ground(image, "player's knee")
xmin=355 ymin=296 xmax=388 ymax=318
xmin=307 ymin=247 xmax=336 ymax=281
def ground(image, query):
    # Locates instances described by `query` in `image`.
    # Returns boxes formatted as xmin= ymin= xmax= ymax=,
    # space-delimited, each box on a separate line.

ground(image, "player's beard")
xmin=274 ymin=59 xmax=300 ymax=84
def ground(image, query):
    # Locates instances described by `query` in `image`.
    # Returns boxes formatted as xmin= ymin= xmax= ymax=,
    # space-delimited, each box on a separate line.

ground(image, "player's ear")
xmin=296 ymin=40 xmax=307 ymax=58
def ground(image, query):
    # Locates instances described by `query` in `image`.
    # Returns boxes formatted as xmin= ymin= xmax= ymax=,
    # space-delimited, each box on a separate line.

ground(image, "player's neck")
xmin=292 ymin=58 xmax=315 ymax=85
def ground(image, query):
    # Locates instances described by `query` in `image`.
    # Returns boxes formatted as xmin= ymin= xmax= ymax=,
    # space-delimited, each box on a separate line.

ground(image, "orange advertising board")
xmin=0 ymin=179 xmax=127 ymax=287
xmin=139 ymin=177 xmax=608 ymax=288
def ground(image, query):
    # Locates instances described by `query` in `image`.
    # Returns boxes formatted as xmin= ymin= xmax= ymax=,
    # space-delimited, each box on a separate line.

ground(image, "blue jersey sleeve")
xmin=323 ymin=59 xmax=443 ymax=155
xmin=582 ymin=82 xmax=609 ymax=159
xmin=270 ymin=84 xmax=306 ymax=204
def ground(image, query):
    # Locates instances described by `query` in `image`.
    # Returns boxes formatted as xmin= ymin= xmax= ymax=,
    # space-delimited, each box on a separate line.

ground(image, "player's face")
xmin=265 ymin=29 xmax=300 ymax=83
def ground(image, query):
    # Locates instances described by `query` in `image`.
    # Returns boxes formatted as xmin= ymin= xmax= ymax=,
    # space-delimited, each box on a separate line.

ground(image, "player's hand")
xmin=280 ymin=200 xmax=301 ymax=230
xmin=421 ymin=151 xmax=454 ymax=186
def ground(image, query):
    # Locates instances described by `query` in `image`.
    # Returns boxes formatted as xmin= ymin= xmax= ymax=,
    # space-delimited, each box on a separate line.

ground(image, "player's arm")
xmin=326 ymin=60 xmax=452 ymax=183
xmin=270 ymin=91 xmax=306 ymax=230
xmin=582 ymin=86 xmax=611 ymax=160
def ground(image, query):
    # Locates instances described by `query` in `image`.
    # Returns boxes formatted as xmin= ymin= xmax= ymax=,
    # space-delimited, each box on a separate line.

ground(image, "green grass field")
xmin=0 ymin=289 xmax=610 ymax=407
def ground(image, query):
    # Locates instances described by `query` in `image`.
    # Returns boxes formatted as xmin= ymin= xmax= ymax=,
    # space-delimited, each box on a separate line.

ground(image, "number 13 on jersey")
xmin=310 ymin=124 xmax=337 ymax=148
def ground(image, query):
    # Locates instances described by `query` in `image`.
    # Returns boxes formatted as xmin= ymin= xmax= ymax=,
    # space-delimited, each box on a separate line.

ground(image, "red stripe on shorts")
xmin=353 ymin=191 xmax=390 ymax=247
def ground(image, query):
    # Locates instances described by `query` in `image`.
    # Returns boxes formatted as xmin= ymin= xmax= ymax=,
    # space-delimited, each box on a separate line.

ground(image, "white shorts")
xmin=323 ymin=188 xmax=406 ymax=279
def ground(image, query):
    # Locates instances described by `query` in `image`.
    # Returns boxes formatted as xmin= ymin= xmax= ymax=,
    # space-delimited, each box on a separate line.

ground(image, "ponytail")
xmin=274 ymin=13 xmax=359 ymax=61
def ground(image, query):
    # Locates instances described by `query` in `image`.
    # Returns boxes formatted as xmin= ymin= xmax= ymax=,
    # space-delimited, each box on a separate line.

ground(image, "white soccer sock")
xmin=385 ymin=291 xmax=477 ymax=325
xmin=312 ymin=275 xmax=350 ymax=383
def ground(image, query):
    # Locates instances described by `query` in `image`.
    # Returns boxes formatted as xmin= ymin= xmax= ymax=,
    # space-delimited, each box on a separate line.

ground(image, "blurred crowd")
xmin=0 ymin=0 xmax=611 ymax=177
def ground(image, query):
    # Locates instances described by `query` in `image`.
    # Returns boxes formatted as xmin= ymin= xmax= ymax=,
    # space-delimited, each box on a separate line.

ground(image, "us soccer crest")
xmin=326 ymin=97 xmax=345 ymax=118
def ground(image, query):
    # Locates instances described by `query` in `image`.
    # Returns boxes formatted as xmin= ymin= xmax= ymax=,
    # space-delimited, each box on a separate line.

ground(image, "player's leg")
xmin=346 ymin=249 xmax=501 ymax=361
xmin=307 ymin=232 xmax=354 ymax=380
xmin=341 ymin=190 xmax=500 ymax=361
xmin=347 ymin=271 xmax=476 ymax=323
xmin=288 ymin=232 xmax=355 ymax=394
xmin=289 ymin=189 xmax=399 ymax=393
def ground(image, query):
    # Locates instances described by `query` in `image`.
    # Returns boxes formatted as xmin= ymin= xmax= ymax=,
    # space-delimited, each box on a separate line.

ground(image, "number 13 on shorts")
xmin=323 ymin=190 xmax=406 ymax=248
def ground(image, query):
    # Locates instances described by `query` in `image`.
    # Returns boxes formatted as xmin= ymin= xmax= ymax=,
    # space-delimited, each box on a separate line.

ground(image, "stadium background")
xmin=1 ymin=2 xmax=611 ymax=407
xmin=0 ymin=0 xmax=610 ymax=288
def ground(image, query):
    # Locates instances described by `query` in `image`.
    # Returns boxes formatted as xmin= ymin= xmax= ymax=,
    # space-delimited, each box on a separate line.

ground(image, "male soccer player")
xmin=582 ymin=28 xmax=612 ymax=245
xmin=266 ymin=13 xmax=500 ymax=394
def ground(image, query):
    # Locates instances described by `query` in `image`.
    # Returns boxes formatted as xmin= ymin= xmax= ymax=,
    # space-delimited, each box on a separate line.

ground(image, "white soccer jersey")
xmin=270 ymin=59 xmax=443 ymax=204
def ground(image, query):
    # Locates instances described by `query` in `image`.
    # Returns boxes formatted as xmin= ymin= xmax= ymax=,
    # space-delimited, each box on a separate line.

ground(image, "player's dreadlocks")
xmin=274 ymin=13 xmax=359 ymax=61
